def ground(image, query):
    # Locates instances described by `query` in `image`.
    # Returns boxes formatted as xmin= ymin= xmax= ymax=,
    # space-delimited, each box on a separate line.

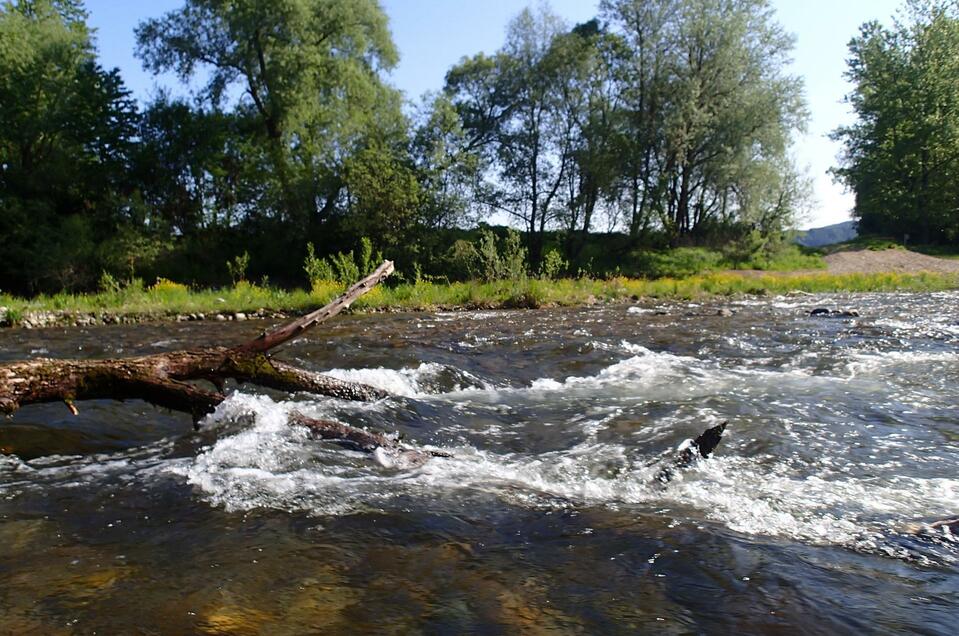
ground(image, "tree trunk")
xmin=0 ymin=261 xmax=441 ymax=461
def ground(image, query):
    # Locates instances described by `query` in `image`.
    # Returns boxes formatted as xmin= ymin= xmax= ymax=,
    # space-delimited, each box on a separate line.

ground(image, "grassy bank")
xmin=1 ymin=271 xmax=956 ymax=327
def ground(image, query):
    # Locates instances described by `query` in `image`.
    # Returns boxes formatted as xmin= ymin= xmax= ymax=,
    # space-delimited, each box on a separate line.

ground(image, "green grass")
xmin=727 ymin=244 xmax=827 ymax=271
xmin=2 ymin=270 xmax=957 ymax=326
xmin=620 ymin=245 xmax=826 ymax=278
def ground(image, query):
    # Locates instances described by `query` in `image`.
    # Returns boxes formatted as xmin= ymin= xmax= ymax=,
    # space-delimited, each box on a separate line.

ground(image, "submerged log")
xmin=0 ymin=261 xmax=424 ymax=458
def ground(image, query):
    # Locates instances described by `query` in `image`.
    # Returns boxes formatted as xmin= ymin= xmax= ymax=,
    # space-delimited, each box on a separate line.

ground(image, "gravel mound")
xmin=824 ymin=249 xmax=959 ymax=274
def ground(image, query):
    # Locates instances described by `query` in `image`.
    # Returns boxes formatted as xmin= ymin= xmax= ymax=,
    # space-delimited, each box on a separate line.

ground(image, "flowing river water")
xmin=1 ymin=292 xmax=957 ymax=634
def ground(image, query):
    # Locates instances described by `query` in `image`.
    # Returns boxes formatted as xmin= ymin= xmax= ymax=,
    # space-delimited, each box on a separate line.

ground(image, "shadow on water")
xmin=1 ymin=293 xmax=958 ymax=633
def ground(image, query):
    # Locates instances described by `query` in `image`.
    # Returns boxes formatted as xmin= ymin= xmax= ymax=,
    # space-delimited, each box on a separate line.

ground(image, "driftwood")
xmin=0 ymin=261 xmax=432 ymax=458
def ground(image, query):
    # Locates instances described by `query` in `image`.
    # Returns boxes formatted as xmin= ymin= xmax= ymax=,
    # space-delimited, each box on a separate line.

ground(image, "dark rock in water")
xmin=810 ymin=307 xmax=860 ymax=318
xmin=655 ymin=421 xmax=727 ymax=484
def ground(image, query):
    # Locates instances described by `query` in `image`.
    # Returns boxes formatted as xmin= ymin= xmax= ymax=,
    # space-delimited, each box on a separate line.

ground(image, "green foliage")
xmin=343 ymin=142 xmax=421 ymax=254
xmin=473 ymin=229 xmax=529 ymax=282
xmin=0 ymin=0 xmax=140 ymax=293
xmin=98 ymin=271 xmax=122 ymax=295
xmin=3 ymin=272 xmax=955 ymax=325
xmin=601 ymin=0 xmax=808 ymax=242
xmin=96 ymin=228 xmax=172 ymax=281
xmin=628 ymin=248 xmax=724 ymax=278
xmin=329 ymin=251 xmax=361 ymax=285
xmin=833 ymin=2 xmax=959 ymax=244
xmin=476 ymin=231 xmax=501 ymax=282
xmin=443 ymin=240 xmax=481 ymax=281
xmin=539 ymin=249 xmax=568 ymax=279
xmin=304 ymin=243 xmax=336 ymax=287
xmin=226 ymin=251 xmax=250 ymax=285
xmin=135 ymin=0 xmax=405 ymax=229
xmin=303 ymin=240 xmax=380 ymax=287
xmin=358 ymin=238 xmax=375 ymax=277
xmin=2 ymin=307 xmax=23 ymax=327
xmin=731 ymin=244 xmax=826 ymax=271
xmin=0 ymin=0 xmax=823 ymax=297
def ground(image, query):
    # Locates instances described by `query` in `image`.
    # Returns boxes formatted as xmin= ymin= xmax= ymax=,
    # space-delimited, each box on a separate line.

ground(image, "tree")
xmin=602 ymin=0 xmax=808 ymax=244
xmin=135 ymin=95 xmax=248 ymax=234
xmin=446 ymin=5 xmax=574 ymax=267
xmin=550 ymin=20 xmax=624 ymax=259
xmin=600 ymin=0 xmax=678 ymax=238
xmin=341 ymin=138 xmax=421 ymax=255
xmin=411 ymin=93 xmax=482 ymax=230
xmin=833 ymin=0 xmax=959 ymax=243
xmin=135 ymin=0 xmax=406 ymax=229
xmin=0 ymin=0 xmax=139 ymax=293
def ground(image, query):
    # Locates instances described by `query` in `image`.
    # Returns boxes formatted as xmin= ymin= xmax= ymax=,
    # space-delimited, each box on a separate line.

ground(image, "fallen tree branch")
xmin=233 ymin=260 xmax=394 ymax=355
xmin=0 ymin=261 xmax=417 ymax=458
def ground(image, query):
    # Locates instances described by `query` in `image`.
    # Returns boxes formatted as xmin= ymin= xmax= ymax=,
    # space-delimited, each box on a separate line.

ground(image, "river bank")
xmin=2 ymin=266 xmax=956 ymax=329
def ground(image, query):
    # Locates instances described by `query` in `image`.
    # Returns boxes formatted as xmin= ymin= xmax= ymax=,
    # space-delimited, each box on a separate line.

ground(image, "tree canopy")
xmin=0 ymin=0 xmax=139 ymax=292
xmin=833 ymin=0 xmax=959 ymax=244
xmin=135 ymin=0 xmax=407 ymax=228
xmin=447 ymin=0 xmax=808 ymax=264
xmin=0 ymin=0 xmax=820 ymax=293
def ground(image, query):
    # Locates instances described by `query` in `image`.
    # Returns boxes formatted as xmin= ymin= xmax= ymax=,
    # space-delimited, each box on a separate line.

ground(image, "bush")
xmin=539 ymin=249 xmax=567 ymax=279
xmin=98 ymin=271 xmax=122 ymax=294
xmin=627 ymin=248 xmax=723 ymax=278
xmin=150 ymin=278 xmax=189 ymax=294
xmin=475 ymin=228 xmax=528 ymax=282
xmin=444 ymin=240 xmax=480 ymax=281
xmin=304 ymin=238 xmax=382 ymax=288
xmin=304 ymin=243 xmax=336 ymax=287
xmin=226 ymin=251 xmax=250 ymax=285
xmin=309 ymin=279 xmax=343 ymax=301
xmin=357 ymin=236 xmax=384 ymax=275
xmin=742 ymin=244 xmax=825 ymax=271
xmin=330 ymin=251 xmax=361 ymax=285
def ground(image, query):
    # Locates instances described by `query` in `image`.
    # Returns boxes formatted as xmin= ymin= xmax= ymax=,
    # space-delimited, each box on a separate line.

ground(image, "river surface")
xmin=1 ymin=292 xmax=957 ymax=634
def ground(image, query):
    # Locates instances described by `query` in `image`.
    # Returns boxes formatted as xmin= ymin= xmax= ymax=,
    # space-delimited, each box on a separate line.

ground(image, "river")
xmin=1 ymin=292 xmax=957 ymax=633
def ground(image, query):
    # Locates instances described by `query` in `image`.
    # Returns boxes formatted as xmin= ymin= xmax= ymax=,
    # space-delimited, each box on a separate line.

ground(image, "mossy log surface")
xmin=0 ymin=261 xmax=413 ymax=457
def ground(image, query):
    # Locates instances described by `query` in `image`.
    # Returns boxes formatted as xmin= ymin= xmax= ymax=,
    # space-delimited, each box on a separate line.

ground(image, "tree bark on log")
xmin=0 ymin=261 xmax=433 ymax=458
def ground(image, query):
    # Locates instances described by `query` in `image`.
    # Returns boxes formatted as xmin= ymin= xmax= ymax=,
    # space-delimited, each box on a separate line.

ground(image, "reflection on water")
xmin=1 ymin=291 xmax=958 ymax=633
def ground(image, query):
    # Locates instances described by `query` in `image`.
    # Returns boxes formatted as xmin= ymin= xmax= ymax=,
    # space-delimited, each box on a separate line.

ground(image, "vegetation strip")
xmin=2 ymin=271 xmax=955 ymax=329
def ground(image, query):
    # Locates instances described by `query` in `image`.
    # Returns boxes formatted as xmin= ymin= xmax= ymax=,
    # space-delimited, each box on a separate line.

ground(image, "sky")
xmin=84 ymin=0 xmax=904 ymax=230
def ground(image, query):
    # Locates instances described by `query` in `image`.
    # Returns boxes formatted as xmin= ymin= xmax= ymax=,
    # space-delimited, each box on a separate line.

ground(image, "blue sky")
xmin=83 ymin=0 xmax=903 ymax=229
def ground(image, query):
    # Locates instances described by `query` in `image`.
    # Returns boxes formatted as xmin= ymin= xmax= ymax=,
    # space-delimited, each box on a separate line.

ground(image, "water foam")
xmin=172 ymin=392 xmax=959 ymax=559
xmin=323 ymin=362 xmax=489 ymax=397
xmin=132 ymin=336 xmax=959 ymax=562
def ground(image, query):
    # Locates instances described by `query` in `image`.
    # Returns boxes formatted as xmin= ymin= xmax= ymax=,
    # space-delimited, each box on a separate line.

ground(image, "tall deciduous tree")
xmin=551 ymin=19 xmax=624 ymax=259
xmin=135 ymin=0 xmax=407 ymax=229
xmin=604 ymin=0 xmax=807 ymax=245
xmin=0 ymin=0 xmax=139 ymax=292
xmin=446 ymin=5 xmax=574 ymax=266
xmin=834 ymin=0 xmax=959 ymax=244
